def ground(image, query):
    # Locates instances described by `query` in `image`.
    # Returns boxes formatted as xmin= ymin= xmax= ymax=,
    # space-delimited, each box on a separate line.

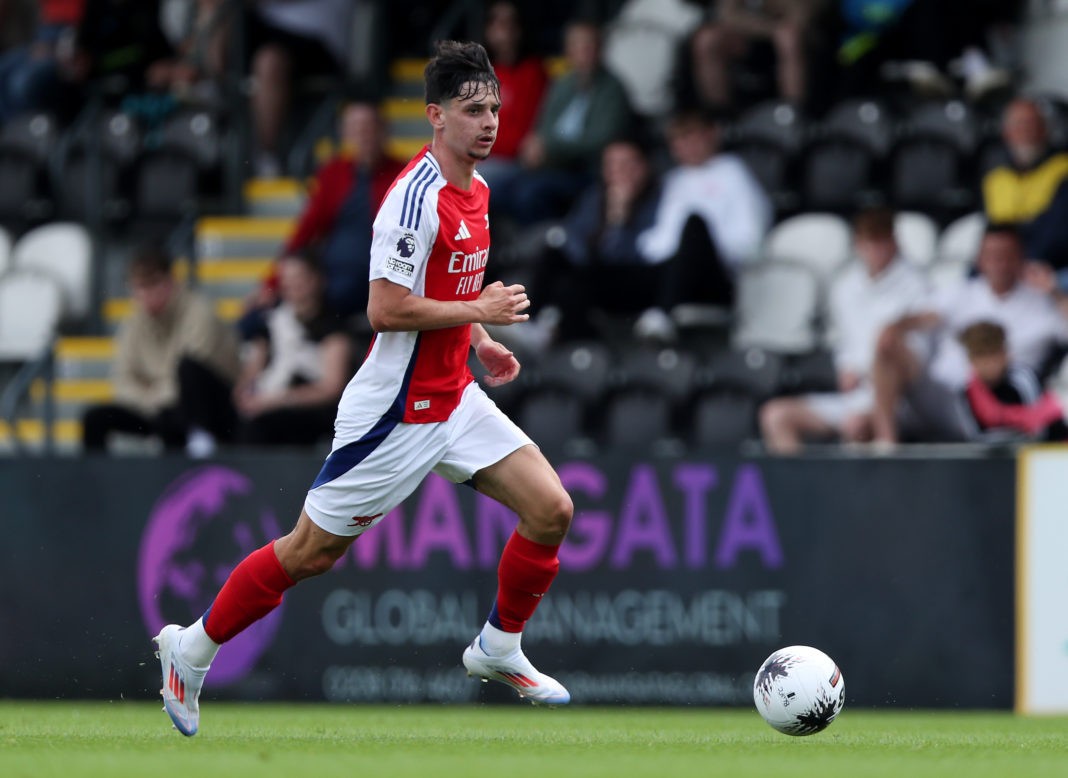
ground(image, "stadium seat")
xmin=690 ymin=392 xmax=756 ymax=449
xmin=731 ymin=261 xmax=821 ymax=354
xmin=11 ymin=222 xmax=93 ymax=321
xmin=514 ymin=389 xmax=586 ymax=452
xmin=615 ymin=346 xmax=698 ymax=406
xmin=814 ymin=98 xmax=895 ymax=157
xmin=730 ymin=140 xmax=796 ymax=211
xmin=0 ymin=112 xmax=56 ymax=225
xmin=763 ymin=212 xmax=853 ymax=281
xmin=897 ymin=100 xmax=980 ymax=156
xmin=894 ymin=211 xmax=939 ymax=267
xmin=135 ymin=148 xmax=201 ymax=220
xmin=780 ymin=348 xmax=838 ymax=394
xmin=52 ymin=110 xmax=140 ymax=223
xmin=601 ymin=390 xmax=675 ymax=451
xmin=0 ymin=270 xmax=63 ymax=360
xmin=937 ymin=211 xmax=985 ymax=265
xmin=727 ymin=100 xmax=807 ymax=156
xmin=701 ymin=346 xmax=783 ymax=399
xmin=0 ymin=226 xmax=11 ymax=277
xmin=888 ymin=135 xmax=971 ymax=212
xmin=799 ymin=137 xmax=880 ymax=212
xmin=528 ymin=340 xmax=614 ymax=405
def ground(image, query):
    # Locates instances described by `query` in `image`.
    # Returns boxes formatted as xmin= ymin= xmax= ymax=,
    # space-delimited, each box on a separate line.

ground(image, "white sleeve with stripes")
xmin=369 ymin=161 xmax=441 ymax=293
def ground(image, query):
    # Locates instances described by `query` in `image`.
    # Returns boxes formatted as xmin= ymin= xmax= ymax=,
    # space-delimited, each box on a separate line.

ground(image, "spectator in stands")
xmin=242 ymin=98 xmax=406 ymax=334
xmin=233 ymin=250 xmax=352 ymax=447
xmin=982 ymin=97 xmax=1068 ymax=288
xmin=144 ymin=0 xmax=235 ymax=105
xmin=634 ymin=106 xmax=772 ymax=338
xmin=493 ymin=17 xmax=633 ymax=225
xmin=242 ymin=97 xmax=403 ymax=333
xmin=244 ymin=0 xmax=352 ymax=178
xmin=870 ymin=224 xmax=1068 ymax=445
xmin=476 ymin=0 xmax=550 ymax=195
xmin=513 ymin=136 xmax=662 ymax=350
xmin=73 ymin=0 xmax=175 ymax=92
xmin=828 ymin=0 xmax=1019 ymax=104
xmin=0 ymin=0 xmax=86 ymax=122
xmin=81 ymin=244 xmax=240 ymax=457
xmin=674 ymin=0 xmax=824 ymax=113
xmin=957 ymin=320 xmax=1067 ymax=442
xmin=759 ymin=207 xmax=928 ymax=454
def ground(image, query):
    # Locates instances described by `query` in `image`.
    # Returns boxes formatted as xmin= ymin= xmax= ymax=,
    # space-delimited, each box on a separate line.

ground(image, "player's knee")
xmin=532 ymin=490 xmax=573 ymax=542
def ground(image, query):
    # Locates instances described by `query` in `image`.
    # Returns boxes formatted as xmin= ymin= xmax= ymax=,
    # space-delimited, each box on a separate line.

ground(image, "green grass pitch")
xmin=2 ymin=701 xmax=1066 ymax=778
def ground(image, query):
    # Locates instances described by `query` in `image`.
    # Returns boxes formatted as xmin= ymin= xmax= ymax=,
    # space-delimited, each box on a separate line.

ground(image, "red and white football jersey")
xmin=335 ymin=147 xmax=490 ymax=430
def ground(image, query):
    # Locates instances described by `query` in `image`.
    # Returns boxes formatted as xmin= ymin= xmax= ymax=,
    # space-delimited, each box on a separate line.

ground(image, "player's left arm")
xmin=471 ymin=324 xmax=521 ymax=387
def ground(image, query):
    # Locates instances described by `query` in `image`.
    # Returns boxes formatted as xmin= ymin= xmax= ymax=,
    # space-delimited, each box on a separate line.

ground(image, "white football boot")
xmin=463 ymin=637 xmax=571 ymax=706
xmin=154 ymin=624 xmax=209 ymax=736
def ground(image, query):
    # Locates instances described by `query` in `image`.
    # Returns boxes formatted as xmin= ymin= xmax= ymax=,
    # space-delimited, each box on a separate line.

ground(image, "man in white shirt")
xmin=634 ymin=107 xmax=772 ymax=337
xmin=760 ymin=207 xmax=928 ymax=453
xmin=871 ymin=224 xmax=1068 ymax=444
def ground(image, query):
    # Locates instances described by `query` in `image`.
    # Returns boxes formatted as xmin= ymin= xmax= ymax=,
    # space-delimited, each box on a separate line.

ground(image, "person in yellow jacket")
xmin=982 ymin=97 xmax=1068 ymax=290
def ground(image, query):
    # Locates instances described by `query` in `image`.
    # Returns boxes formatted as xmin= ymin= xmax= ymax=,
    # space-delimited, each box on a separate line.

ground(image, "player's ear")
xmin=426 ymin=102 xmax=445 ymax=130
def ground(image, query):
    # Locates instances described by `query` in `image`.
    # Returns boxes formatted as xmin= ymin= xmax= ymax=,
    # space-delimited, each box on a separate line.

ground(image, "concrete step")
xmin=54 ymin=337 xmax=114 ymax=380
xmin=244 ymin=178 xmax=307 ymax=218
xmin=0 ymin=418 xmax=82 ymax=453
xmin=195 ymin=216 xmax=293 ymax=259
xmin=104 ymin=295 xmax=244 ymax=329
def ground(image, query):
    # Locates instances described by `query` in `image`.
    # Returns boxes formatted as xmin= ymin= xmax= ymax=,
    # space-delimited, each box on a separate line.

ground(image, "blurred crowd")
xmin=5 ymin=0 xmax=1068 ymax=456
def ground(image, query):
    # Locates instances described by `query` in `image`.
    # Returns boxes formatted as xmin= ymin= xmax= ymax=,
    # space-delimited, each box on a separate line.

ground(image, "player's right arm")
xmin=367 ymin=278 xmax=529 ymax=332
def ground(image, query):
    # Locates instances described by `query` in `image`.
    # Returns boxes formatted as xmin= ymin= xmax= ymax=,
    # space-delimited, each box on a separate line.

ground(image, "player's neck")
xmin=429 ymin=140 xmax=476 ymax=190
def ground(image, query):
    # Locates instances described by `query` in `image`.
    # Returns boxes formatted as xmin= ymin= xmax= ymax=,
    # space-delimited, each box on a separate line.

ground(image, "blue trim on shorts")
xmin=310 ymin=334 xmax=422 ymax=488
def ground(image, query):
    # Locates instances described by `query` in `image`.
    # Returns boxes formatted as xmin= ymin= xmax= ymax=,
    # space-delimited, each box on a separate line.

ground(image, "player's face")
xmin=435 ymin=82 xmax=500 ymax=162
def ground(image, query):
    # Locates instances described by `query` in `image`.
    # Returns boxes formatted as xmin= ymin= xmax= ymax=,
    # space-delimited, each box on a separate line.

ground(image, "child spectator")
xmin=959 ymin=320 xmax=1067 ymax=441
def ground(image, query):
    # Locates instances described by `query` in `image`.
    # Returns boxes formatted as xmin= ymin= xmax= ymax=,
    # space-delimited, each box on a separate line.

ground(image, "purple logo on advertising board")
xmin=138 ymin=466 xmax=284 ymax=686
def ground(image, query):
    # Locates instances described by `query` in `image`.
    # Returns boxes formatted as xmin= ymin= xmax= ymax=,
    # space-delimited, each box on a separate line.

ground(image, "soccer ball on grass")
xmin=753 ymin=645 xmax=845 ymax=736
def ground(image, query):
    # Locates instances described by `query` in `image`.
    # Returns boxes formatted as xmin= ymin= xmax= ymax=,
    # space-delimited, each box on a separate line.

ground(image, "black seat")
xmin=515 ymin=389 xmax=586 ymax=452
xmin=889 ymin=136 xmax=972 ymax=213
xmin=616 ymin=346 xmax=698 ymax=406
xmin=601 ymin=390 xmax=674 ymax=451
xmin=800 ymin=137 xmax=880 ymax=212
xmin=690 ymin=393 xmax=756 ymax=449
xmin=701 ymin=347 xmax=784 ymax=400
xmin=528 ymin=340 xmax=614 ymax=405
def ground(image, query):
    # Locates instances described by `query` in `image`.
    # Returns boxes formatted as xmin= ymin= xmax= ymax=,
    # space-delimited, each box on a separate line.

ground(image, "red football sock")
xmin=491 ymin=531 xmax=560 ymax=632
xmin=203 ymin=541 xmax=295 ymax=643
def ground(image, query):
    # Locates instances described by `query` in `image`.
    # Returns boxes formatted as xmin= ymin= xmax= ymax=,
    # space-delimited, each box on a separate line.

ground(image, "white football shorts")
xmin=304 ymin=381 xmax=533 ymax=537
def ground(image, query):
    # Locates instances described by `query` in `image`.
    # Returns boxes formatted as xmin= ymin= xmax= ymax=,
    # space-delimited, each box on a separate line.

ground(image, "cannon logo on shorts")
xmin=348 ymin=513 xmax=384 ymax=528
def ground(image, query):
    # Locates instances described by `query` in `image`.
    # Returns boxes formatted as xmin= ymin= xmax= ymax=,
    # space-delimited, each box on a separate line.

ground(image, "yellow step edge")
xmin=105 ymin=297 xmax=244 ymax=323
xmin=243 ymin=178 xmax=307 ymax=200
xmin=196 ymin=259 xmax=273 ymax=282
xmin=31 ymin=378 xmax=114 ymax=403
xmin=383 ymin=97 xmax=428 ymax=120
xmin=55 ymin=336 xmax=115 ymax=361
xmin=388 ymin=137 xmax=429 ymax=161
xmin=196 ymin=217 xmax=294 ymax=240
xmin=0 ymin=418 xmax=82 ymax=444
xmin=390 ymin=58 xmax=427 ymax=82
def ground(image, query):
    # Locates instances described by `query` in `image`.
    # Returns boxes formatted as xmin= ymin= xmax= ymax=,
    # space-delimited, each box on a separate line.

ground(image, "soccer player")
xmin=154 ymin=40 xmax=574 ymax=736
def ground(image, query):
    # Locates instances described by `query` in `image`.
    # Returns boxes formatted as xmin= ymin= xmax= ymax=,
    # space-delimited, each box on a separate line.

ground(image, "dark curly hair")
xmin=424 ymin=40 xmax=500 ymax=105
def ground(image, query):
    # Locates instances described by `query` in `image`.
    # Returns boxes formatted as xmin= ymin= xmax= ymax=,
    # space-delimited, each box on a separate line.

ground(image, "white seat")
xmin=895 ymin=211 xmax=939 ymax=267
xmin=936 ymin=211 xmax=985 ymax=265
xmin=0 ymin=270 xmax=63 ymax=360
xmin=763 ymin=213 xmax=853 ymax=281
xmin=11 ymin=222 xmax=92 ymax=321
xmin=0 ymin=226 xmax=11 ymax=277
xmin=927 ymin=257 xmax=971 ymax=291
xmin=732 ymin=261 xmax=821 ymax=354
